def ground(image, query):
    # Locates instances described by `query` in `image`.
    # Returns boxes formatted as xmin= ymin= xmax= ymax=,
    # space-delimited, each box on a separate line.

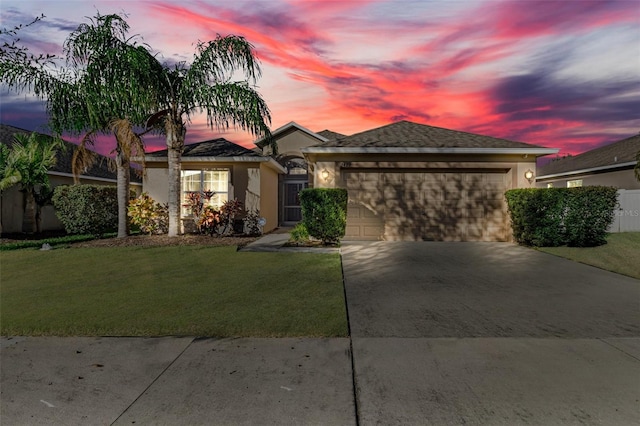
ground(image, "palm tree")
xmin=0 ymin=132 xmax=63 ymax=233
xmin=149 ymin=37 xmax=273 ymax=236
xmin=1 ymin=13 xmax=161 ymax=238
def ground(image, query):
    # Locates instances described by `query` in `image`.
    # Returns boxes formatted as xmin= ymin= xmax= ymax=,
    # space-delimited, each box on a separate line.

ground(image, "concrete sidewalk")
xmin=239 ymin=230 xmax=339 ymax=253
xmin=0 ymin=337 xmax=355 ymax=425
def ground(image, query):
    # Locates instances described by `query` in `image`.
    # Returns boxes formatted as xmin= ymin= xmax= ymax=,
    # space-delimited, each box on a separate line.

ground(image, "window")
xmin=567 ymin=179 xmax=583 ymax=188
xmin=181 ymin=169 xmax=229 ymax=217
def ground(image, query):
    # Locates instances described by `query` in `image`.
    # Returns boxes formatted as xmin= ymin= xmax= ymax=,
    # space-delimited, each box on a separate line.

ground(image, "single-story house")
xmin=253 ymin=120 xmax=557 ymax=241
xmin=142 ymin=138 xmax=285 ymax=233
xmin=535 ymin=135 xmax=640 ymax=233
xmin=0 ymin=123 xmax=142 ymax=234
xmin=535 ymin=134 xmax=640 ymax=189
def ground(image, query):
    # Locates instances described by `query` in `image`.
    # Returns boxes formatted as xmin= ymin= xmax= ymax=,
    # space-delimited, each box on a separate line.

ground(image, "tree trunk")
xmin=116 ymin=149 xmax=130 ymax=238
xmin=166 ymin=120 xmax=185 ymax=237
xmin=22 ymin=187 xmax=37 ymax=234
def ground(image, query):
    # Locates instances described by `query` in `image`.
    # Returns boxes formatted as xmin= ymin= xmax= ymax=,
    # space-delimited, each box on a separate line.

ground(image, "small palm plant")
xmin=0 ymin=132 xmax=64 ymax=233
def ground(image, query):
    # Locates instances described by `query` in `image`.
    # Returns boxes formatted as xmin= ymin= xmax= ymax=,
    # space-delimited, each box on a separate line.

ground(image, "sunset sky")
xmin=1 ymin=0 xmax=639 ymax=159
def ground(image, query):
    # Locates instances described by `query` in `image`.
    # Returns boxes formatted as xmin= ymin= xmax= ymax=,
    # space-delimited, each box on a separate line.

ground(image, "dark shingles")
xmin=0 ymin=123 xmax=141 ymax=183
xmin=316 ymin=120 xmax=546 ymax=149
xmin=146 ymin=138 xmax=265 ymax=158
xmin=316 ymin=129 xmax=347 ymax=141
xmin=538 ymin=134 xmax=640 ymax=176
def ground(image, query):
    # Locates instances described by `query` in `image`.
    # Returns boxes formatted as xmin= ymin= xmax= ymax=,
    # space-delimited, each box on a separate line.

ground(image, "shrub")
xmin=564 ymin=186 xmax=618 ymax=247
xmin=289 ymin=222 xmax=310 ymax=244
xmin=505 ymin=186 xmax=617 ymax=247
xmin=243 ymin=210 xmax=264 ymax=236
xmin=52 ymin=185 xmax=118 ymax=235
xmin=300 ymin=188 xmax=348 ymax=245
xmin=128 ymin=193 xmax=169 ymax=235
xmin=505 ymin=188 xmax=565 ymax=247
xmin=199 ymin=199 xmax=243 ymax=236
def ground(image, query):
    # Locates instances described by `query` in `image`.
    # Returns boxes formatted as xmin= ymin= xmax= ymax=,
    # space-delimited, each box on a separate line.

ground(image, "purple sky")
xmin=1 ymin=0 xmax=639 ymax=160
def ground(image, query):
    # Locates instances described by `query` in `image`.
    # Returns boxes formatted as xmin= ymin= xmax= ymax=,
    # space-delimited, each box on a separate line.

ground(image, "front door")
xmin=282 ymin=181 xmax=308 ymax=225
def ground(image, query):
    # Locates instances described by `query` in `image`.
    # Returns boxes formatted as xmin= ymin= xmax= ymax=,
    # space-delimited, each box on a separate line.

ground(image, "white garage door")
xmin=344 ymin=171 xmax=508 ymax=241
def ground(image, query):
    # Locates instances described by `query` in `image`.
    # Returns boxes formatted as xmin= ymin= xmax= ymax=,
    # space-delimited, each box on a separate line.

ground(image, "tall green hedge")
xmin=505 ymin=186 xmax=618 ymax=247
xmin=300 ymin=188 xmax=348 ymax=244
xmin=52 ymin=185 xmax=118 ymax=235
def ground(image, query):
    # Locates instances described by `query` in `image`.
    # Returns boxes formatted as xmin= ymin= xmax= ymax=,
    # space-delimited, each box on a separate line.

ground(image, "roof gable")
xmin=538 ymin=134 xmax=640 ymax=176
xmin=254 ymin=121 xmax=328 ymax=148
xmin=317 ymin=120 xmax=546 ymax=149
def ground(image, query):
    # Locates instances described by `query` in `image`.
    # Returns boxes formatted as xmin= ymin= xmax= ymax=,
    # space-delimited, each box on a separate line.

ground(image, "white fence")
xmin=609 ymin=189 xmax=640 ymax=233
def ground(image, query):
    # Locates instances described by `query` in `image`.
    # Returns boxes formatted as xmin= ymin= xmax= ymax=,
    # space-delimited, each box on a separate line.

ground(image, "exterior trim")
xmin=48 ymin=171 xmax=142 ymax=186
xmin=143 ymin=156 xmax=286 ymax=173
xmin=254 ymin=121 xmax=328 ymax=146
xmin=301 ymin=147 xmax=558 ymax=155
xmin=536 ymin=161 xmax=636 ymax=180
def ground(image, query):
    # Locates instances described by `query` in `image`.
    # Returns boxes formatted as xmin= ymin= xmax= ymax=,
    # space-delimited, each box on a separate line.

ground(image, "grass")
xmin=537 ymin=232 xmax=640 ymax=279
xmin=0 ymin=246 xmax=348 ymax=337
xmin=0 ymin=233 xmax=110 ymax=251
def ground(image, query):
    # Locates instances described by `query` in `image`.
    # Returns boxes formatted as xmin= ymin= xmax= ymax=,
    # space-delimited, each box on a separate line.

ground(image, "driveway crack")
xmin=598 ymin=339 xmax=640 ymax=362
xmin=341 ymin=252 xmax=360 ymax=426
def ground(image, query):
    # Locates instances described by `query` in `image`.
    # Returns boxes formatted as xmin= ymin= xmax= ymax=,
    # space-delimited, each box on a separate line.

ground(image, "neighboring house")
xmin=535 ymin=134 xmax=640 ymax=190
xmin=256 ymin=120 xmax=557 ymax=241
xmin=142 ymin=138 xmax=285 ymax=233
xmin=0 ymin=123 xmax=142 ymax=234
xmin=536 ymin=135 xmax=640 ymax=233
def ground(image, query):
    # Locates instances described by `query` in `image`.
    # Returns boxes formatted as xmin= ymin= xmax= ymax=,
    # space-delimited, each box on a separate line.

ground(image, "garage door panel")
xmin=344 ymin=170 xmax=509 ymax=242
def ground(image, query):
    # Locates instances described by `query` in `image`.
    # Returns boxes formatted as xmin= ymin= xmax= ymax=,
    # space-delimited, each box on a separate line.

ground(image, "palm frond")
xmin=71 ymin=131 xmax=97 ymax=183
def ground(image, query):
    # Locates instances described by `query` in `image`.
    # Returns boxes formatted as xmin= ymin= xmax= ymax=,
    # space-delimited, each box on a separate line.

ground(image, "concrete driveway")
xmin=341 ymin=241 xmax=640 ymax=425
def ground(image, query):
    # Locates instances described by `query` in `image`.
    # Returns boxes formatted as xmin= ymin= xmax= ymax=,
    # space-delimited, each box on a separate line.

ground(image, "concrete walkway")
xmin=1 ymin=337 xmax=355 ymax=425
xmin=239 ymin=229 xmax=339 ymax=253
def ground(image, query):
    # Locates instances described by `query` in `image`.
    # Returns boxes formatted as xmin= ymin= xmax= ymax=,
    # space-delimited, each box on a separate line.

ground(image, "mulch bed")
xmin=73 ymin=234 xmax=260 ymax=248
xmin=1 ymin=234 xmax=259 ymax=249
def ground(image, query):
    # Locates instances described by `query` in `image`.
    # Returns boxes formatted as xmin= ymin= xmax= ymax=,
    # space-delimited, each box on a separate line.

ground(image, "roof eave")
xmin=141 ymin=155 xmax=286 ymax=174
xmin=301 ymin=147 xmax=559 ymax=156
xmin=536 ymin=161 xmax=637 ymax=180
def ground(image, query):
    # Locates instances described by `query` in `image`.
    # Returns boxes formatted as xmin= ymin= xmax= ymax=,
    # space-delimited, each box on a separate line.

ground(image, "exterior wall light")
xmin=321 ymin=169 xmax=330 ymax=180
xmin=524 ymin=169 xmax=535 ymax=184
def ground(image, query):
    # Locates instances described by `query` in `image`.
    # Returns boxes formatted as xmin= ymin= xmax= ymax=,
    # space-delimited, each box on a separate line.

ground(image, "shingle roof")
xmin=538 ymin=134 xmax=640 ymax=176
xmin=316 ymin=129 xmax=346 ymax=141
xmin=146 ymin=138 xmax=265 ymax=158
xmin=0 ymin=123 xmax=141 ymax=182
xmin=316 ymin=120 xmax=546 ymax=149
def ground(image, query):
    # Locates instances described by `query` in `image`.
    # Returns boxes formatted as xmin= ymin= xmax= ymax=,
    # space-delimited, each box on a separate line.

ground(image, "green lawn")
xmin=0 ymin=246 xmax=348 ymax=337
xmin=537 ymin=232 xmax=640 ymax=279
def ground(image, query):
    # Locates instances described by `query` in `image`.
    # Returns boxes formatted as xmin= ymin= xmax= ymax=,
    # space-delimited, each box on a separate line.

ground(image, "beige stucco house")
xmin=255 ymin=120 xmax=557 ymax=241
xmin=142 ymin=138 xmax=285 ymax=233
xmin=536 ymin=134 xmax=640 ymax=190
xmin=0 ymin=124 xmax=142 ymax=234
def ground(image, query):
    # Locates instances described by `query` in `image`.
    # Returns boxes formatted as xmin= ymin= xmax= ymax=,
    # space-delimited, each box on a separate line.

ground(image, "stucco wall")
xmin=264 ymin=129 xmax=323 ymax=157
xmin=143 ymin=166 xmax=170 ymax=204
xmin=536 ymin=168 xmax=640 ymax=190
xmin=260 ymin=163 xmax=279 ymax=233
xmin=308 ymin=156 xmax=539 ymax=190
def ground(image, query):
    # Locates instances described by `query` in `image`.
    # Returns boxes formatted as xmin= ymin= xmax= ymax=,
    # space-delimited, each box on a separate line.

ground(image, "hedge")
xmin=300 ymin=188 xmax=348 ymax=245
xmin=505 ymin=186 xmax=618 ymax=247
xmin=52 ymin=185 xmax=118 ymax=235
